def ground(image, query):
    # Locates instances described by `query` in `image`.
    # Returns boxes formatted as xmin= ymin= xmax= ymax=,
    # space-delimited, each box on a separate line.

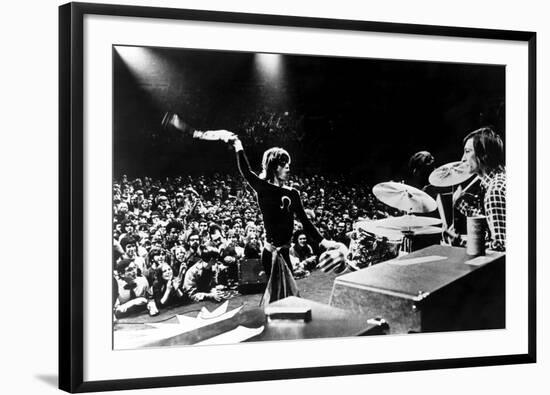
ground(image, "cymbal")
xmin=410 ymin=225 xmax=443 ymax=235
xmin=428 ymin=161 xmax=473 ymax=187
xmin=373 ymin=182 xmax=437 ymax=213
xmin=379 ymin=214 xmax=442 ymax=229
xmin=355 ymin=218 xmax=442 ymax=239
xmin=355 ymin=219 xmax=404 ymax=241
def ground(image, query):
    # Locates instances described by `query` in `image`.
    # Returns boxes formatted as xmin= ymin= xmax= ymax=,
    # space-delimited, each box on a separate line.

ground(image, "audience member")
xmin=113 ymin=259 xmax=158 ymax=318
xmin=183 ymin=246 xmax=225 ymax=302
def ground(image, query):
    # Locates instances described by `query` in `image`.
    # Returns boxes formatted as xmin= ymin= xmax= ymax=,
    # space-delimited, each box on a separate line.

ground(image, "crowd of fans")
xmin=240 ymin=110 xmax=306 ymax=146
xmin=112 ymin=171 xmax=402 ymax=319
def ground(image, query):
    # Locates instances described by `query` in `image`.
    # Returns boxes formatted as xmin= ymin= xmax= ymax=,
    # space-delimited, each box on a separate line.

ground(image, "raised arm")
xmin=163 ymin=113 xmax=262 ymax=191
xmin=232 ymin=138 xmax=263 ymax=191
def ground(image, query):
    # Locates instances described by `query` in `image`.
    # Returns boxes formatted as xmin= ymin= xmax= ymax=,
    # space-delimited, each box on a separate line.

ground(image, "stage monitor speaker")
xmin=329 ymin=245 xmax=505 ymax=334
xmin=238 ymin=258 xmax=267 ymax=294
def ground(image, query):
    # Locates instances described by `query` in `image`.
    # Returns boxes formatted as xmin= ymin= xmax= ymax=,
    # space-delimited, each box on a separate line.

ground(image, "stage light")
xmin=255 ymin=53 xmax=282 ymax=79
xmin=114 ymin=46 xmax=176 ymax=108
xmin=114 ymin=46 xmax=155 ymax=76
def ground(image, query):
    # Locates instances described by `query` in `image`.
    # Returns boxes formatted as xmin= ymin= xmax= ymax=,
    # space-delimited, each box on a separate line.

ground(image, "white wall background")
xmin=0 ymin=0 xmax=546 ymax=394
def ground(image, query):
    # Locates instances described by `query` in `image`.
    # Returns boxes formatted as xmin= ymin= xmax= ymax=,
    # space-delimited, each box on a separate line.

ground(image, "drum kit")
xmin=353 ymin=161 xmax=475 ymax=261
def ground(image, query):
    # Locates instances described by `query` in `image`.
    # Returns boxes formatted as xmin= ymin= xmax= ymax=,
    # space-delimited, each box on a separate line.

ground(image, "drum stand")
xmin=401 ymin=230 xmax=414 ymax=254
xmin=447 ymin=176 xmax=479 ymax=235
xmin=400 ymin=210 xmax=415 ymax=254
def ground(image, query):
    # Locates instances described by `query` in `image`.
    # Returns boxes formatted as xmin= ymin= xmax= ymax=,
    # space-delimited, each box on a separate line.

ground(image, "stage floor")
xmin=114 ymin=269 xmax=340 ymax=329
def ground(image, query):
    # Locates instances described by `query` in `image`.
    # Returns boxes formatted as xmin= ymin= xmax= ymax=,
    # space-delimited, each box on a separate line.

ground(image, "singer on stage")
xmin=164 ymin=113 xmax=348 ymax=304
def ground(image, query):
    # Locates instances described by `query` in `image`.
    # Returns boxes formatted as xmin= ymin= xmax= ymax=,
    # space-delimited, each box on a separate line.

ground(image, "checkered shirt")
xmin=457 ymin=169 xmax=506 ymax=251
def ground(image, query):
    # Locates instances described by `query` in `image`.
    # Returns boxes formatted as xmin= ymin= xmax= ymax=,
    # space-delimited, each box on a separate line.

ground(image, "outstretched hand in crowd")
xmin=209 ymin=288 xmax=225 ymax=302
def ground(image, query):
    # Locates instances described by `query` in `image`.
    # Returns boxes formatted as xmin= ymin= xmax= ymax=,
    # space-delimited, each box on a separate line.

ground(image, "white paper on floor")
xmin=197 ymin=300 xmax=228 ymax=319
xmin=114 ymin=304 xmax=243 ymax=349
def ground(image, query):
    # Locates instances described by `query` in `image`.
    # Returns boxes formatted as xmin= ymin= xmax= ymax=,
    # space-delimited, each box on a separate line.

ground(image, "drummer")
xmin=454 ymin=127 xmax=506 ymax=251
xmin=407 ymin=151 xmax=449 ymax=222
xmin=408 ymin=151 xmax=439 ymax=198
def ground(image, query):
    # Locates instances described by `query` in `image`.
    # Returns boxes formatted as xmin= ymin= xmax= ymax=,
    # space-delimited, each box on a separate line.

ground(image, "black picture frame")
xmin=59 ymin=2 xmax=537 ymax=393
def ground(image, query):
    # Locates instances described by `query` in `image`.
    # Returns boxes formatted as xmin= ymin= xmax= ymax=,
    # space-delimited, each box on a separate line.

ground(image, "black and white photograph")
xmin=112 ymin=45 xmax=507 ymax=349
xmin=50 ymin=0 xmax=539 ymax=393
xmin=2 ymin=0 xmax=545 ymax=393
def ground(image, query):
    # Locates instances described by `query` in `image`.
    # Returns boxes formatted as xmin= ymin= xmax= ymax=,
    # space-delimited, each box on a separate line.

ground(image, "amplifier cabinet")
xmin=329 ymin=245 xmax=505 ymax=334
